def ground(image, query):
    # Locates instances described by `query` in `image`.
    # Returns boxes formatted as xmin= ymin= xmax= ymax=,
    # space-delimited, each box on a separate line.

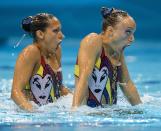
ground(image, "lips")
xmin=122 ymin=46 xmax=126 ymax=50
xmin=57 ymin=40 xmax=62 ymax=46
xmin=94 ymin=89 xmax=101 ymax=93
xmin=39 ymin=95 xmax=46 ymax=99
xmin=58 ymin=40 xmax=62 ymax=44
xmin=55 ymin=41 xmax=62 ymax=50
xmin=123 ymin=44 xmax=130 ymax=50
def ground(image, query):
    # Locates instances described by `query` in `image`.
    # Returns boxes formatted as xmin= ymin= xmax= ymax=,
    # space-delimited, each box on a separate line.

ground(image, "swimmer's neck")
xmin=99 ymin=33 xmax=123 ymax=59
xmin=33 ymin=42 xmax=53 ymax=59
xmin=102 ymin=43 xmax=122 ymax=66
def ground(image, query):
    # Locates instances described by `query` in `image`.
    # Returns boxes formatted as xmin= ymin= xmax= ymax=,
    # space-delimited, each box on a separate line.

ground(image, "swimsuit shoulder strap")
xmin=100 ymin=47 xmax=106 ymax=58
xmin=40 ymin=55 xmax=46 ymax=67
xmin=34 ymin=44 xmax=47 ymax=67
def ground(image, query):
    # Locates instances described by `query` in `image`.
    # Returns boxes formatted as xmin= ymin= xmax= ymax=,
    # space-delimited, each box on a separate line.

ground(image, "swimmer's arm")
xmin=72 ymin=33 xmax=102 ymax=108
xmin=11 ymin=46 xmax=39 ymax=112
xmin=55 ymin=45 xmax=72 ymax=95
xmin=60 ymin=85 xmax=73 ymax=96
xmin=119 ymin=53 xmax=142 ymax=105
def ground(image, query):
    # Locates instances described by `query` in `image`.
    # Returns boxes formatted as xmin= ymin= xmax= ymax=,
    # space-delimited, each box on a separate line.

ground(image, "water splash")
xmin=13 ymin=34 xmax=27 ymax=48
xmin=0 ymin=79 xmax=161 ymax=126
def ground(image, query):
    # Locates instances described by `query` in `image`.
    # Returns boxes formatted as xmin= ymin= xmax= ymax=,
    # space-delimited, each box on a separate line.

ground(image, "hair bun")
xmin=101 ymin=7 xmax=113 ymax=18
xmin=21 ymin=16 xmax=33 ymax=33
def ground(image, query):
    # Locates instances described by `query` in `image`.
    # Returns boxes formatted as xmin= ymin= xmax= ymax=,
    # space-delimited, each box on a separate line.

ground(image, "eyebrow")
xmin=126 ymin=27 xmax=136 ymax=32
xmin=53 ymin=27 xmax=61 ymax=30
xmin=51 ymin=24 xmax=61 ymax=30
xmin=127 ymin=27 xmax=134 ymax=29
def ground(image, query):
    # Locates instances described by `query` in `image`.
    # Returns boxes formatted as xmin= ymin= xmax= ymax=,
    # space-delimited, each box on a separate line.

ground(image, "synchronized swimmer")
xmin=11 ymin=13 xmax=71 ymax=112
xmin=11 ymin=7 xmax=142 ymax=112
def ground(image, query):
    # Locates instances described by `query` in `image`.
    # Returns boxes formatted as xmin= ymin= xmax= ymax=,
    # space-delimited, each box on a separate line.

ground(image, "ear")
xmin=36 ymin=30 xmax=45 ymax=40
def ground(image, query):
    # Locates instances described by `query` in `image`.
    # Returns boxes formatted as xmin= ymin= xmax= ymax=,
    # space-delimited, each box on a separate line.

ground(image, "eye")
xmin=52 ymin=28 xmax=60 ymax=33
xmin=45 ymin=77 xmax=52 ymax=88
xmin=100 ymin=75 xmax=105 ymax=82
xmin=92 ymin=73 xmax=97 ymax=83
xmin=33 ymin=81 xmax=41 ymax=89
xmin=100 ymin=73 xmax=107 ymax=82
xmin=45 ymin=82 xmax=50 ymax=88
xmin=33 ymin=78 xmax=41 ymax=89
xmin=36 ymin=83 xmax=41 ymax=89
xmin=126 ymin=30 xmax=132 ymax=35
xmin=100 ymin=70 xmax=108 ymax=82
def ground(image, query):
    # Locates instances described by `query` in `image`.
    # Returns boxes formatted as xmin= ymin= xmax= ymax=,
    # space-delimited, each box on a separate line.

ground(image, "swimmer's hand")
xmin=60 ymin=86 xmax=73 ymax=96
xmin=19 ymin=102 xmax=34 ymax=112
xmin=71 ymin=106 xmax=78 ymax=112
xmin=22 ymin=102 xmax=42 ymax=113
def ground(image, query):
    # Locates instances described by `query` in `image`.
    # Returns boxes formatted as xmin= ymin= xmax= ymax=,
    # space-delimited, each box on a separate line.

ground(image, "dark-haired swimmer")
xmin=72 ymin=7 xmax=142 ymax=108
xmin=11 ymin=13 xmax=71 ymax=112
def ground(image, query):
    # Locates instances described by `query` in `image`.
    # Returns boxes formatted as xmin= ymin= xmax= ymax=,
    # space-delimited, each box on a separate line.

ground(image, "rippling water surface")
xmin=0 ymin=38 xmax=161 ymax=131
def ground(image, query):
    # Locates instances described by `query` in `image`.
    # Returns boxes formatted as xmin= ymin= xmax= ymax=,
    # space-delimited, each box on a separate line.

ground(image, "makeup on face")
xmin=52 ymin=27 xmax=61 ymax=34
xmin=125 ymin=27 xmax=135 ymax=36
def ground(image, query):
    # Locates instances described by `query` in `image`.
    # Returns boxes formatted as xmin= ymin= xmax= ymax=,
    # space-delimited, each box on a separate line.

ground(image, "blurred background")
xmin=0 ymin=0 xmax=161 ymax=81
xmin=0 ymin=0 xmax=161 ymax=41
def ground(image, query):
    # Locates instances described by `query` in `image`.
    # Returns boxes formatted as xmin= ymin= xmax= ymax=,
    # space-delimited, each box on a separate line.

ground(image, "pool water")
xmin=0 ymin=37 xmax=161 ymax=131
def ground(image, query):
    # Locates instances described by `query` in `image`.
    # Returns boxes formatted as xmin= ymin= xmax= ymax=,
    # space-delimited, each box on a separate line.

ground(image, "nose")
xmin=128 ymin=35 xmax=134 ymax=43
xmin=58 ymin=31 xmax=64 ymax=40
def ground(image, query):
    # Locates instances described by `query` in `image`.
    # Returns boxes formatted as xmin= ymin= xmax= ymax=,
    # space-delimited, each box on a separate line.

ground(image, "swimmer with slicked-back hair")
xmin=72 ymin=7 xmax=142 ymax=109
xmin=11 ymin=13 xmax=71 ymax=112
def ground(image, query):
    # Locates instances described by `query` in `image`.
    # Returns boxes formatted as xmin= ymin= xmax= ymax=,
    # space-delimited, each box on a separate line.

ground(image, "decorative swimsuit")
xmin=25 ymin=55 xmax=63 ymax=106
xmin=74 ymin=48 xmax=121 ymax=107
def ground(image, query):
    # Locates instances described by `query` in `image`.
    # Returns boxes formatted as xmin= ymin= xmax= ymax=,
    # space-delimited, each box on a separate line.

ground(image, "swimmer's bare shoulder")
xmin=81 ymin=33 xmax=102 ymax=47
xmin=79 ymin=33 xmax=102 ymax=59
xmin=13 ymin=44 xmax=40 ymax=86
xmin=72 ymin=33 xmax=102 ymax=107
xmin=17 ymin=44 xmax=40 ymax=65
xmin=77 ymin=33 xmax=102 ymax=77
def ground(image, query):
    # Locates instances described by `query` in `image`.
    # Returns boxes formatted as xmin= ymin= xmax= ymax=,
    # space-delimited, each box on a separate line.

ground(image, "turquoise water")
xmin=0 ymin=38 xmax=161 ymax=131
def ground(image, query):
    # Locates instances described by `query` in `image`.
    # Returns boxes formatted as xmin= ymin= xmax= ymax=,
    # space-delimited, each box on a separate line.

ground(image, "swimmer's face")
xmin=103 ymin=15 xmax=136 ymax=51
xmin=43 ymin=17 xmax=64 ymax=53
xmin=112 ymin=16 xmax=136 ymax=50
